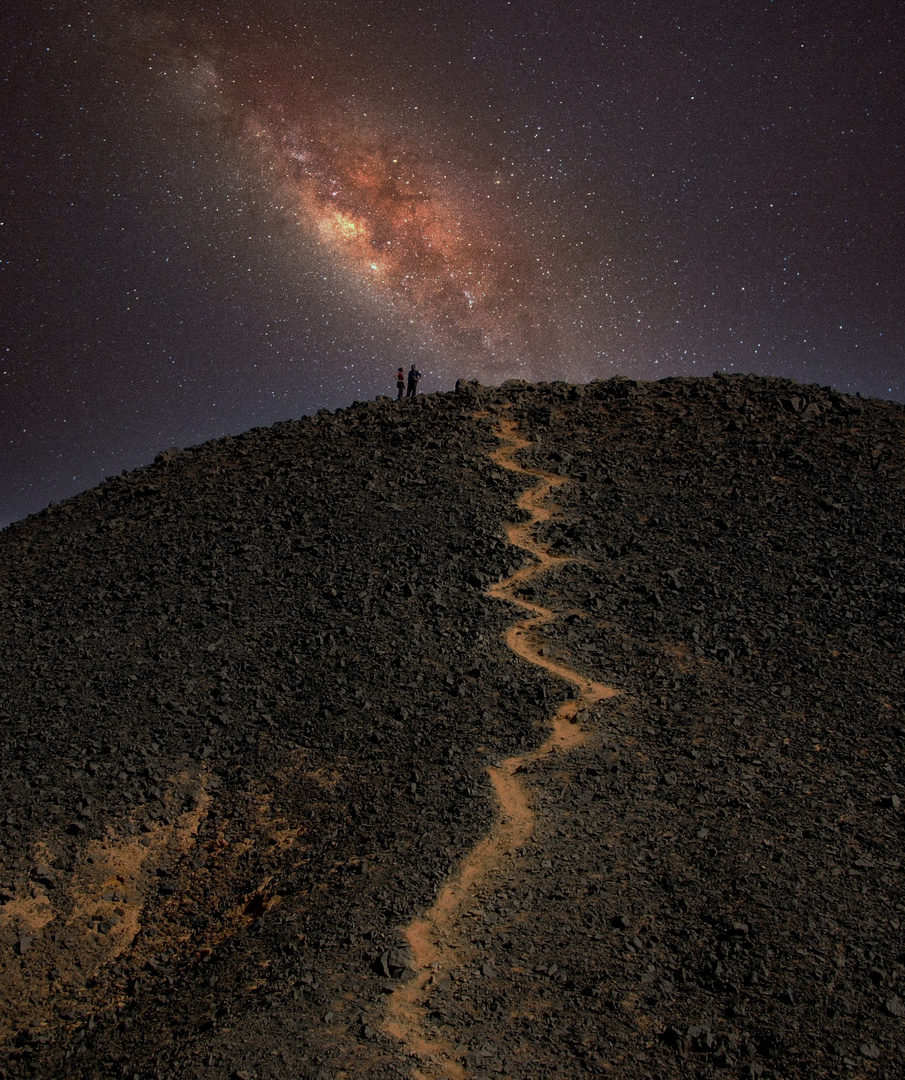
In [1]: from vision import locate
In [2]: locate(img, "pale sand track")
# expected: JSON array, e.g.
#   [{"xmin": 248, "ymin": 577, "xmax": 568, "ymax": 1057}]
[{"xmin": 383, "ymin": 416, "xmax": 617, "ymax": 1079}]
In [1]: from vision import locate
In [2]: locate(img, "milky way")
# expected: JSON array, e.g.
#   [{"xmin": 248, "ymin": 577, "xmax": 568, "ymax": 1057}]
[
  {"xmin": 145, "ymin": 6, "xmax": 590, "ymax": 388},
  {"xmin": 2, "ymin": 0, "xmax": 903, "ymax": 527},
  {"xmin": 231, "ymin": 95, "xmax": 566, "ymax": 372}
]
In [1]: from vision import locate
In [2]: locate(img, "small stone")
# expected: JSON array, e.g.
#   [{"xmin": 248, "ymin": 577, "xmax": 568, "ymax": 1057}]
[
  {"xmin": 379, "ymin": 946, "xmax": 414, "ymax": 979},
  {"xmin": 860, "ymin": 1042, "xmax": 881, "ymax": 1059},
  {"xmin": 33, "ymin": 863, "xmax": 56, "ymax": 887},
  {"xmin": 885, "ymin": 996, "xmax": 905, "ymax": 1017}
]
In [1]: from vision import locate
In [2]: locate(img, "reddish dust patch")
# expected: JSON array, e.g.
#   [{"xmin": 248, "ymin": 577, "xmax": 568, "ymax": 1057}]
[
  {"xmin": 0, "ymin": 769, "xmax": 210, "ymax": 1046},
  {"xmin": 141, "ymin": 752, "xmax": 311, "ymax": 960},
  {"xmin": 384, "ymin": 416, "xmax": 618, "ymax": 1078},
  {"xmin": 0, "ymin": 750, "xmax": 313, "ymax": 1048}
]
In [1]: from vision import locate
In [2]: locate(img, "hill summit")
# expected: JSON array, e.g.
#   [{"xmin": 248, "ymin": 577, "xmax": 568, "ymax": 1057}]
[{"xmin": 1, "ymin": 375, "xmax": 904, "ymax": 1079}]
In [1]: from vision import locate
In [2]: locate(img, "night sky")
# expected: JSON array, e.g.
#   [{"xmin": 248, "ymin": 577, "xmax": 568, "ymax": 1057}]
[{"xmin": 3, "ymin": 1, "xmax": 903, "ymax": 528}]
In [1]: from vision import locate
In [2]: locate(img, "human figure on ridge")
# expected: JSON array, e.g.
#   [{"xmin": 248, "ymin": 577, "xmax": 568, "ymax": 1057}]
[
  {"xmin": 406, "ymin": 364, "xmax": 421, "ymax": 397},
  {"xmin": 396, "ymin": 367, "xmax": 405, "ymax": 401}
]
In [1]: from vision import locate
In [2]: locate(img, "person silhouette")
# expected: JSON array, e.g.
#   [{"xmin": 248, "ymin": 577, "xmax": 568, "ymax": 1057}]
[
  {"xmin": 406, "ymin": 365, "xmax": 421, "ymax": 397},
  {"xmin": 396, "ymin": 367, "xmax": 405, "ymax": 400}
]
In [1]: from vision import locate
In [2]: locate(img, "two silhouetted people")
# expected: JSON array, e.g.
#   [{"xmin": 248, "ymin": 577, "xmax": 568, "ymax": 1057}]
[{"xmin": 392, "ymin": 364, "xmax": 421, "ymax": 399}]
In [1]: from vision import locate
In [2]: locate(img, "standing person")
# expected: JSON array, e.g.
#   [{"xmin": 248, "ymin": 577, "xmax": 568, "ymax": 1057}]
[
  {"xmin": 406, "ymin": 364, "xmax": 421, "ymax": 397},
  {"xmin": 396, "ymin": 367, "xmax": 405, "ymax": 401}
]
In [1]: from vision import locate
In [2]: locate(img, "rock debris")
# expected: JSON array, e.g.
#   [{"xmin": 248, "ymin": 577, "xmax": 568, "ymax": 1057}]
[{"xmin": 0, "ymin": 374, "xmax": 903, "ymax": 1079}]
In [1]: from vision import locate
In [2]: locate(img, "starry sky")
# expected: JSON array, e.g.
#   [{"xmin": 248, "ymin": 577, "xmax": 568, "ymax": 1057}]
[{"xmin": 3, "ymin": 0, "xmax": 903, "ymax": 528}]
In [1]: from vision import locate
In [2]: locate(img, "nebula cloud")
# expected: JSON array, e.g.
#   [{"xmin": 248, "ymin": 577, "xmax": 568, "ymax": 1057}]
[{"xmin": 158, "ymin": 23, "xmax": 568, "ymax": 378}]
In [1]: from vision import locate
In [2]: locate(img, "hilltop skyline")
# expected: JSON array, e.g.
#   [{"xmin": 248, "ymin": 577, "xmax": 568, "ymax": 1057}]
[{"xmin": 3, "ymin": 0, "xmax": 903, "ymax": 526}]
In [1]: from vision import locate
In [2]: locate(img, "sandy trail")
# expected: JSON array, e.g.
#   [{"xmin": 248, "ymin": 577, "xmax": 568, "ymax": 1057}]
[{"xmin": 383, "ymin": 416, "xmax": 617, "ymax": 1079}]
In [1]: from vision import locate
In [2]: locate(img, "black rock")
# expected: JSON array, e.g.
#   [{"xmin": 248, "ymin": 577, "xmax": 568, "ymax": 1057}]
[{"xmin": 1, "ymin": 376, "xmax": 904, "ymax": 1080}]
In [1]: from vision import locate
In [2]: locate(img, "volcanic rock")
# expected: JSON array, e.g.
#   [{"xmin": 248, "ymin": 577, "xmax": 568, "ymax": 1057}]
[{"xmin": 0, "ymin": 375, "xmax": 903, "ymax": 1079}]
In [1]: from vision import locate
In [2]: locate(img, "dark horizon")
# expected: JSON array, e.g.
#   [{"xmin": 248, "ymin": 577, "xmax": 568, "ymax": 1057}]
[
  {"xmin": 3, "ymin": 369, "xmax": 895, "ymax": 535},
  {"xmin": 4, "ymin": 1, "xmax": 903, "ymax": 528}
]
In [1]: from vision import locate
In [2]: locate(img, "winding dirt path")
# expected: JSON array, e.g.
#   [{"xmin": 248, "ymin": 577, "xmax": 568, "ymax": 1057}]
[{"xmin": 383, "ymin": 416, "xmax": 617, "ymax": 1079}]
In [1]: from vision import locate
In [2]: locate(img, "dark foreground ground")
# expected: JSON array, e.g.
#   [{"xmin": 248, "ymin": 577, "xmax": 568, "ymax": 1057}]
[{"xmin": 1, "ymin": 374, "xmax": 903, "ymax": 1079}]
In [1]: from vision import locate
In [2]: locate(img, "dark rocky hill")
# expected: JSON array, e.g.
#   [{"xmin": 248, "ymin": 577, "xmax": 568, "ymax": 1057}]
[{"xmin": 1, "ymin": 375, "xmax": 903, "ymax": 1080}]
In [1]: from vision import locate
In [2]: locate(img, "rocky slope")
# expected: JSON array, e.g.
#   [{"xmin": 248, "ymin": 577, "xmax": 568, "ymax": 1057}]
[{"xmin": 1, "ymin": 375, "xmax": 903, "ymax": 1080}]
